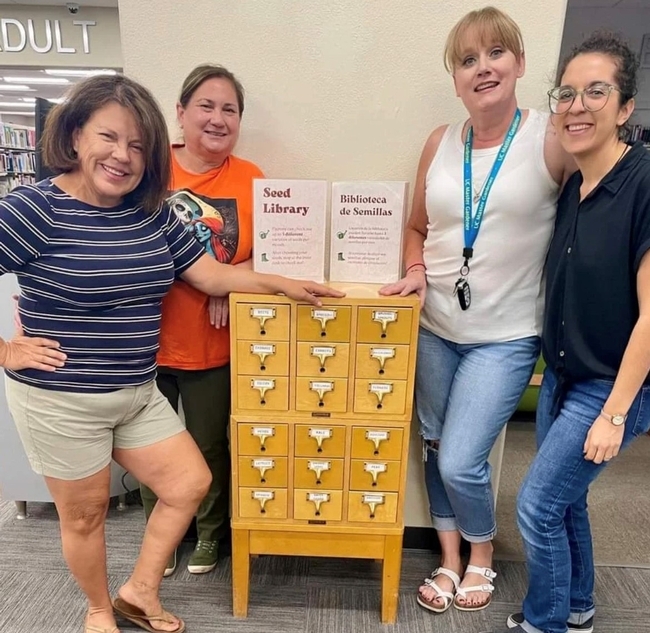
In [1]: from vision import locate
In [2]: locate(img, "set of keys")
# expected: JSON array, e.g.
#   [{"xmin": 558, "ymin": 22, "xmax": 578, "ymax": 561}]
[
  {"xmin": 453, "ymin": 276, "xmax": 471, "ymax": 311},
  {"xmin": 452, "ymin": 250, "xmax": 472, "ymax": 311}
]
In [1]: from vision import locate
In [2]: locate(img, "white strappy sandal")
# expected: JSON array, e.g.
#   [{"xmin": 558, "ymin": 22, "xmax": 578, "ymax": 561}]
[
  {"xmin": 416, "ymin": 566, "xmax": 461, "ymax": 613},
  {"xmin": 453, "ymin": 564, "xmax": 497, "ymax": 611}
]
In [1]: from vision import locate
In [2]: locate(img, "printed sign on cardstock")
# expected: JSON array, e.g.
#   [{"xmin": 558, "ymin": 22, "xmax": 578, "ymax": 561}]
[
  {"xmin": 254, "ymin": 179, "xmax": 327, "ymax": 282},
  {"xmin": 329, "ymin": 181, "xmax": 408, "ymax": 284}
]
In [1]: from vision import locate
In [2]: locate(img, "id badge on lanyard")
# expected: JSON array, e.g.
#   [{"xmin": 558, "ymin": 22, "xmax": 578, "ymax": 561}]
[{"xmin": 455, "ymin": 108, "xmax": 521, "ymax": 311}]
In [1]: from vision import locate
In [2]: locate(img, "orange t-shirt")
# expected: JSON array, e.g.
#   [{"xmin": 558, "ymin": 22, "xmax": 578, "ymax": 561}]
[{"xmin": 157, "ymin": 148, "xmax": 264, "ymax": 370}]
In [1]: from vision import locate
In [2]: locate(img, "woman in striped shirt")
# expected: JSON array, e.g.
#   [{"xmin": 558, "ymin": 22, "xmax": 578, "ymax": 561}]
[{"xmin": 0, "ymin": 74, "xmax": 341, "ymax": 633}]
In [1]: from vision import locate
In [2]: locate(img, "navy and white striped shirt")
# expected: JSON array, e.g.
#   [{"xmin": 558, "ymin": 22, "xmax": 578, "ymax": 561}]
[{"xmin": 0, "ymin": 179, "xmax": 205, "ymax": 392}]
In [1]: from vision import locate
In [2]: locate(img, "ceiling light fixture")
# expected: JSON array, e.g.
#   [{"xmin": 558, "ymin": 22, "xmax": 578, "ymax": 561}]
[
  {"xmin": 0, "ymin": 85, "xmax": 33, "ymax": 92},
  {"xmin": 3, "ymin": 76, "xmax": 70, "ymax": 85},
  {"xmin": 0, "ymin": 101, "xmax": 35, "ymax": 108},
  {"xmin": 44, "ymin": 68, "xmax": 117, "ymax": 77}
]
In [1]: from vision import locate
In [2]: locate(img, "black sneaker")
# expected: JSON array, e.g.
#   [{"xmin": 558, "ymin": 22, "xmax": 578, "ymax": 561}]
[{"xmin": 507, "ymin": 612, "xmax": 594, "ymax": 633}]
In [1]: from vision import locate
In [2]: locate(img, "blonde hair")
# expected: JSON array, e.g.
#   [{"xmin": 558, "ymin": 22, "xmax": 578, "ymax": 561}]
[{"xmin": 444, "ymin": 6, "xmax": 524, "ymax": 73}]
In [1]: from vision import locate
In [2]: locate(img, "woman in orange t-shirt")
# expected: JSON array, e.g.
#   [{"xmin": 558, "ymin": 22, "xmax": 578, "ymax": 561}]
[{"xmin": 140, "ymin": 64, "xmax": 263, "ymax": 576}]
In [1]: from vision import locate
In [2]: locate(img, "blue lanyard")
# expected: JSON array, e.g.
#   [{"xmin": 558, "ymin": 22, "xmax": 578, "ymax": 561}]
[{"xmin": 462, "ymin": 108, "xmax": 521, "ymax": 266}]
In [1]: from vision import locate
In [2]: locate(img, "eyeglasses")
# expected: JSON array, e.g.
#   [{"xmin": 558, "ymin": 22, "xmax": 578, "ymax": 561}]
[{"xmin": 547, "ymin": 82, "xmax": 621, "ymax": 114}]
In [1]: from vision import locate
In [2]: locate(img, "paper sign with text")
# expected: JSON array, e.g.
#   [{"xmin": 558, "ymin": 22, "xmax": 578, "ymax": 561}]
[
  {"xmin": 329, "ymin": 181, "xmax": 408, "ymax": 284},
  {"xmin": 253, "ymin": 179, "xmax": 327, "ymax": 282}
]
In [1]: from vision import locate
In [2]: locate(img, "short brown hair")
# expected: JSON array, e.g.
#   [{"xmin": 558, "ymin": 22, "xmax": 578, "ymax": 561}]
[
  {"xmin": 444, "ymin": 6, "xmax": 524, "ymax": 73},
  {"xmin": 179, "ymin": 64, "xmax": 245, "ymax": 115},
  {"xmin": 41, "ymin": 74, "xmax": 171, "ymax": 213}
]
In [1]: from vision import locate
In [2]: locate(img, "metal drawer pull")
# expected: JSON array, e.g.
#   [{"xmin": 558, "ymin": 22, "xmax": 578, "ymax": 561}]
[
  {"xmin": 364, "ymin": 462, "xmax": 387, "ymax": 486},
  {"xmin": 307, "ymin": 492, "xmax": 330, "ymax": 516},
  {"xmin": 365, "ymin": 429, "xmax": 390, "ymax": 454},
  {"xmin": 372, "ymin": 310, "xmax": 398, "ymax": 338},
  {"xmin": 310, "ymin": 345, "xmax": 335, "ymax": 372},
  {"xmin": 251, "ymin": 426, "xmax": 275, "ymax": 451},
  {"xmin": 251, "ymin": 379, "xmax": 275, "ymax": 405},
  {"xmin": 250, "ymin": 343, "xmax": 275, "ymax": 371},
  {"xmin": 310, "ymin": 381, "xmax": 334, "ymax": 407},
  {"xmin": 252, "ymin": 459, "xmax": 275, "ymax": 483},
  {"xmin": 369, "ymin": 383, "xmax": 393, "ymax": 409},
  {"xmin": 362, "ymin": 493, "xmax": 385, "ymax": 519},
  {"xmin": 308, "ymin": 427, "xmax": 332, "ymax": 452},
  {"xmin": 308, "ymin": 460, "xmax": 331, "ymax": 484},
  {"xmin": 370, "ymin": 347, "xmax": 395, "ymax": 374},
  {"xmin": 252, "ymin": 490, "xmax": 274, "ymax": 514},
  {"xmin": 311, "ymin": 308, "xmax": 337, "ymax": 336},
  {"xmin": 250, "ymin": 306, "xmax": 276, "ymax": 335}
]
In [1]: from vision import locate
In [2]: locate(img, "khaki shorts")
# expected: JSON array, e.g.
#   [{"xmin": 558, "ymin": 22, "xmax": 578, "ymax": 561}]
[{"xmin": 6, "ymin": 378, "xmax": 185, "ymax": 481}]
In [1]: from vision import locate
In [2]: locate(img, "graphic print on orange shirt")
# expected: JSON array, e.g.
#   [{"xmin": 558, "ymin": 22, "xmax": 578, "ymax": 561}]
[{"xmin": 168, "ymin": 189, "xmax": 239, "ymax": 264}]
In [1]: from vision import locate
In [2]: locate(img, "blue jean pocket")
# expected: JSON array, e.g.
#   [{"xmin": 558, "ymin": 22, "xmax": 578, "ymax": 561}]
[{"xmin": 631, "ymin": 385, "xmax": 650, "ymax": 437}]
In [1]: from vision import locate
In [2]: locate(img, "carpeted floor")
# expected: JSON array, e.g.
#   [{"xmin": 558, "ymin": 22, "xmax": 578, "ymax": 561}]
[
  {"xmin": 2, "ymin": 422, "xmax": 650, "ymax": 632},
  {"xmin": 2, "ymin": 501, "xmax": 650, "ymax": 633},
  {"xmin": 494, "ymin": 421, "xmax": 650, "ymax": 566}
]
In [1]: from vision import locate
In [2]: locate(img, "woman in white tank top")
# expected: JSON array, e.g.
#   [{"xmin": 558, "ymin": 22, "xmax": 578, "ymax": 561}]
[{"xmin": 380, "ymin": 7, "xmax": 573, "ymax": 616}]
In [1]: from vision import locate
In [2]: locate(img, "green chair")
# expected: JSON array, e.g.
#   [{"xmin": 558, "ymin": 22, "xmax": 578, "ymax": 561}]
[{"xmin": 516, "ymin": 356, "xmax": 546, "ymax": 413}]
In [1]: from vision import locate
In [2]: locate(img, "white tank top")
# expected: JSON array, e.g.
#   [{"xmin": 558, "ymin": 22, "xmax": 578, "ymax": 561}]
[{"xmin": 420, "ymin": 109, "xmax": 558, "ymax": 344}]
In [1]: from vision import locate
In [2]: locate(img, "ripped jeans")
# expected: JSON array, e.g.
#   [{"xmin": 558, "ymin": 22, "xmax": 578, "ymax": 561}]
[{"xmin": 416, "ymin": 327, "xmax": 540, "ymax": 541}]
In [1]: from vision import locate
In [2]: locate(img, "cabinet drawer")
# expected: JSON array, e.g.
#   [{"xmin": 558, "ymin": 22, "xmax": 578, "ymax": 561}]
[
  {"xmin": 351, "ymin": 427, "xmax": 403, "ymax": 460},
  {"xmin": 237, "ymin": 376, "xmax": 289, "ymax": 412},
  {"xmin": 295, "ymin": 424, "xmax": 346, "ymax": 458},
  {"xmin": 353, "ymin": 379, "xmax": 407, "ymax": 415},
  {"xmin": 238, "ymin": 488, "xmax": 288, "ymax": 519},
  {"xmin": 348, "ymin": 491, "xmax": 398, "ymax": 523},
  {"xmin": 297, "ymin": 305, "xmax": 351, "ymax": 342},
  {"xmin": 349, "ymin": 459, "xmax": 401, "ymax": 492},
  {"xmin": 355, "ymin": 344, "xmax": 409, "ymax": 380},
  {"xmin": 357, "ymin": 307, "xmax": 413, "ymax": 344},
  {"xmin": 294, "ymin": 457, "xmax": 344, "ymax": 489},
  {"xmin": 237, "ymin": 423, "xmax": 288, "ymax": 456},
  {"xmin": 294, "ymin": 489, "xmax": 343, "ymax": 521},
  {"xmin": 296, "ymin": 342, "xmax": 350, "ymax": 378},
  {"xmin": 237, "ymin": 456, "xmax": 288, "ymax": 488},
  {"xmin": 236, "ymin": 341, "xmax": 290, "ymax": 376},
  {"xmin": 296, "ymin": 377, "xmax": 348, "ymax": 413},
  {"xmin": 236, "ymin": 304, "xmax": 290, "ymax": 340}
]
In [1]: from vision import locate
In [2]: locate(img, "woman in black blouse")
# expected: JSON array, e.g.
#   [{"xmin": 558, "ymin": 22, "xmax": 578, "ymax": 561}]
[{"xmin": 485, "ymin": 32, "xmax": 650, "ymax": 633}]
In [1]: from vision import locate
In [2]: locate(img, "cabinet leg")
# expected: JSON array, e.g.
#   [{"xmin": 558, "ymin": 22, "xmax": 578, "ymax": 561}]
[
  {"xmin": 380, "ymin": 534, "xmax": 402, "ymax": 624},
  {"xmin": 15, "ymin": 501, "xmax": 27, "ymax": 520},
  {"xmin": 232, "ymin": 528, "xmax": 250, "ymax": 618},
  {"xmin": 116, "ymin": 494, "xmax": 127, "ymax": 512}
]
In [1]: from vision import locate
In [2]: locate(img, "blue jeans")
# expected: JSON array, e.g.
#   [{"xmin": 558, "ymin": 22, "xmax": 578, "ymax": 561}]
[
  {"xmin": 416, "ymin": 327, "xmax": 540, "ymax": 542},
  {"xmin": 517, "ymin": 367, "xmax": 650, "ymax": 633}
]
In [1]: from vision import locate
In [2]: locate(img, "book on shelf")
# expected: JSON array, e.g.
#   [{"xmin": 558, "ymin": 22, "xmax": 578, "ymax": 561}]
[
  {"xmin": 630, "ymin": 124, "xmax": 650, "ymax": 145},
  {"xmin": 0, "ymin": 123, "xmax": 36, "ymax": 197},
  {"xmin": 0, "ymin": 123, "xmax": 35, "ymax": 150}
]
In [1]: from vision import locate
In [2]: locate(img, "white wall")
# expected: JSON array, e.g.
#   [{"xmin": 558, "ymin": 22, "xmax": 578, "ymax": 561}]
[
  {"xmin": 0, "ymin": 114, "xmax": 35, "ymax": 127},
  {"xmin": 560, "ymin": 7, "xmax": 650, "ymax": 120},
  {"xmin": 119, "ymin": 0, "xmax": 568, "ymax": 182},
  {"xmin": 118, "ymin": 0, "xmax": 569, "ymax": 528}
]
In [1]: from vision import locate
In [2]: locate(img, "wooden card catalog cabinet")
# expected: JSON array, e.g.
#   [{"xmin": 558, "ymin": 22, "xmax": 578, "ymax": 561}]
[{"xmin": 229, "ymin": 284, "xmax": 419, "ymax": 624}]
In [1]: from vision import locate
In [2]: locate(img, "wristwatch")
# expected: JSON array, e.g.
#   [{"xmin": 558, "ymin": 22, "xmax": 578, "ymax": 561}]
[{"xmin": 600, "ymin": 409, "xmax": 627, "ymax": 426}]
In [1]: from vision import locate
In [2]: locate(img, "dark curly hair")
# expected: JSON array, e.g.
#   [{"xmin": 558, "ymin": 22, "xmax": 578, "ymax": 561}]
[{"xmin": 556, "ymin": 31, "xmax": 638, "ymax": 138}]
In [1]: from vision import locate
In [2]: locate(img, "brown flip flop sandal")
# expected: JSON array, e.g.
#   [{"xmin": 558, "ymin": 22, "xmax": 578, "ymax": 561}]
[
  {"xmin": 85, "ymin": 624, "xmax": 118, "ymax": 633},
  {"xmin": 112, "ymin": 597, "xmax": 186, "ymax": 633}
]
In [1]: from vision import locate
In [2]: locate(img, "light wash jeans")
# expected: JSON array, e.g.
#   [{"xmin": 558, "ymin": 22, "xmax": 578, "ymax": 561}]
[
  {"xmin": 516, "ymin": 367, "xmax": 650, "ymax": 633},
  {"xmin": 416, "ymin": 327, "xmax": 540, "ymax": 542}
]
